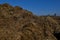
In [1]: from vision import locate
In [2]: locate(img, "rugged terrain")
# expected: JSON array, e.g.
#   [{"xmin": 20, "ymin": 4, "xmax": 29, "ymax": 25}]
[{"xmin": 0, "ymin": 3, "xmax": 60, "ymax": 40}]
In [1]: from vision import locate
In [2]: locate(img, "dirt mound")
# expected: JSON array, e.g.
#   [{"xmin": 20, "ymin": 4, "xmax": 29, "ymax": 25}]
[{"xmin": 0, "ymin": 3, "xmax": 60, "ymax": 40}]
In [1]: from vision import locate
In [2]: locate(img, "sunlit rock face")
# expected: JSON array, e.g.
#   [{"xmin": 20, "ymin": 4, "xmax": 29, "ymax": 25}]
[{"xmin": 0, "ymin": 3, "xmax": 60, "ymax": 40}]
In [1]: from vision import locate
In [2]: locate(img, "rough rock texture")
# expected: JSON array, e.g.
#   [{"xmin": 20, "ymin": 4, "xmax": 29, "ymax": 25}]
[{"xmin": 0, "ymin": 3, "xmax": 60, "ymax": 40}]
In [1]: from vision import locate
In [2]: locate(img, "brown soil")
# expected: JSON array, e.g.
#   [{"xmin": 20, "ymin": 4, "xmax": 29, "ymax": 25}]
[{"xmin": 0, "ymin": 3, "xmax": 60, "ymax": 40}]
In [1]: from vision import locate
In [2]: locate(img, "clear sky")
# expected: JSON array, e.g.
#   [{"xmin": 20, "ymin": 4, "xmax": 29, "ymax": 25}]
[{"xmin": 0, "ymin": 0, "xmax": 60, "ymax": 16}]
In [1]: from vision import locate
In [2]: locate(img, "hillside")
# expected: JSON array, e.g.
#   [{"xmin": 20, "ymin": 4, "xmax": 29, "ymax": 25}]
[{"xmin": 0, "ymin": 3, "xmax": 60, "ymax": 40}]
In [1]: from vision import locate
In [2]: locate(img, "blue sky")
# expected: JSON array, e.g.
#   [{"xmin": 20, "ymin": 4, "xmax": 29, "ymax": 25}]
[{"xmin": 0, "ymin": 0, "xmax": 60, "ymax": 16}]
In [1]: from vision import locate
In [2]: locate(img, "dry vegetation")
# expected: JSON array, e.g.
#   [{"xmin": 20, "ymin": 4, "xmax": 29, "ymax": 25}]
[{"xmin": 0, "ymin": 3, "xmax": 60, "ymax": 40}]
